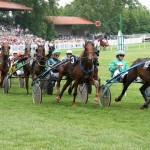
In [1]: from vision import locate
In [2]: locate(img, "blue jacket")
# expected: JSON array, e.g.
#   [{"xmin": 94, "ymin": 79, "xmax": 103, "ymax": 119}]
[{"xmin": 46, "ymin": 58, "xmax": 61, "ymax": 73}]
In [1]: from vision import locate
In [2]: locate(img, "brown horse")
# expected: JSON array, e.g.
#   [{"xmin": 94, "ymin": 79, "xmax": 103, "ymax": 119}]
[
  {"xmin": 55, "ymin": 41, "xmax": 100, "ymax": 106},
  {"xmin": 98, "ymin": 38, "xmax": 109, "ymax": 51},
  {"xmin": 23, "ymin": 45, "xmax": 46, "ymax": 95},
  {"xmin": 0, "ymin": 42, "xmax": 10, "ymax": 87},
  {"xmin": 115, "ymin": 58, "xmax": 150, "ymax": 109}
]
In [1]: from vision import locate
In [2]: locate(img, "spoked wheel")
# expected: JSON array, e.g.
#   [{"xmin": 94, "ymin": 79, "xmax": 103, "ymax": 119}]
[
  {"xmin": 46, "ymin": 79, "xmax": 54, "ymax": 95},
  {"xmin": 77, "ymin": 83, "xmax": 88, "ymax": 104},
  {"xmin": 3, "ymin": 77, "xmax": 9, "ymax": 94},
  {"xmin": 32, "ymin": 82, "xmax": 42, "ymax": 104},
  {"xmin": 8, "ymin": 78, "xmax": 11, "ymax": 88},
  {"xmin": 145, "ymin": 86, "xmax": 150, "ymax": 99},
  {"xmin": 7, "ymin": 73, "xmax": 11, "ymax": 88},
  {"xmin": 19, "ymin": 77, "xmax": 24, "ymax": 88},
  {"xmin": 99, "ymin": 85, "xmax": 111, "ymax": 106}
]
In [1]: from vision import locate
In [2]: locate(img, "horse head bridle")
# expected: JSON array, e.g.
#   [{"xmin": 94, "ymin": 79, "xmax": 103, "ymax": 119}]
[{"xmin": 35, "ymin": 55, "xmax": 46, "ymax": 67}]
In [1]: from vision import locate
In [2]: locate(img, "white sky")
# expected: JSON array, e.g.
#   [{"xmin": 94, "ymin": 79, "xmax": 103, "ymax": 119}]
[
  {"xmin": 138, "ymin": 0, "xmax": 150, "ymax": 10},
  {"xmin": 58, "ymin": 0, "xmax": 73, "ymax": 7},
  {"xmin": 58, "ymin": 0, "xmax": 150, "ymax": 10}
]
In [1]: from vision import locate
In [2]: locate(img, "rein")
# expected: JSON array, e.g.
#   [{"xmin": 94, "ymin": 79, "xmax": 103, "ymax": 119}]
[
  {"xmin": 80, "ymin": 60, "xmax": 94, "ymax": 75},
  {"xmin": 35, "ymin": 57, "xmax": 46, "ymax": 67},
  {"xmin": 37, "ymin": 61, "xmax": 46, "ymax": 67}
]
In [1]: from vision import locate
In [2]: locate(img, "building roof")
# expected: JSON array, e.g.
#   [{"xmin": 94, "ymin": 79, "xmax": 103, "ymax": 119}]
[
  {"xmin": 0, "ymin": 1, "xmax": 33, "ymax": 11},
  {"xmin": 45, "ymin": 16, "xmax": 94, "ymax": 25}
]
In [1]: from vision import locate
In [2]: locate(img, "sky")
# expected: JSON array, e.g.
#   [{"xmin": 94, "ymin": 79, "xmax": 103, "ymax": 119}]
[
  {"xmin": 138, "ymin": 0, "xmax": 150, "ymax": 10},
  {"xmin": 58, "ymin": 0, "xmax": 73, "ymax": 7},
  {"xmin": 58, "ymin": 0, "xmax": 150, "ymax": 10}
]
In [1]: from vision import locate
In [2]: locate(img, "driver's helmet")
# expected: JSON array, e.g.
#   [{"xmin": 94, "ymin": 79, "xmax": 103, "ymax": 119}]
[
  {"xmin": 116, "ymin": 50, "xmax": 125, "ymax": 56},
  {"xmin": 52, "ymin": 49, "xmax": 61, "ymax": 55},
  {"xmin": 13, "ymin": 51, "xmax": 18, "ymax": 54},
  {"xmin": 66, "ymin": 50, "xmax": 72, "ymax": 55}
]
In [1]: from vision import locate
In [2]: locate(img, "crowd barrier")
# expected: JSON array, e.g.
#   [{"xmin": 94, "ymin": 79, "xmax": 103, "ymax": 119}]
[
  {"xmin": 54, "ymin": 38, "xmax": 143, "ymax": 49},
  {"xmin": 8, "ymin": 37, "xmax": 143, "ymax": 53}
]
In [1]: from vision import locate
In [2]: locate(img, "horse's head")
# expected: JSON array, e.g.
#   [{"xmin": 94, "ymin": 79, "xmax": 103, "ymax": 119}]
[
  {"xmin": 99, "ymin": 37, "xmax": 109, "ymax": 47},
  {"xmin": 83, "ymin": 41, "xmax": 95, "ymax": 61},
  {"xmin": 36, "ymin": 53, "xmax": 46, "ymax": 68},
  {"xmin": 36, "ymin": 45, "xmax": 45, "ymax": 57},
  {"xmin": 1, "ymin": 42, "xmax": 10, "ymax": 56},
  {"xmin": 25, "ymin": 44, "xmax": 31, "ymax": 56}
]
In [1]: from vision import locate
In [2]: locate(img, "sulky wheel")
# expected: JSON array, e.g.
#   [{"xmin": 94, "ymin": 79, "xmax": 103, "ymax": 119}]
[{"xmin": 99, "ymin": 85, "xmax": 111, "ymax": 106}]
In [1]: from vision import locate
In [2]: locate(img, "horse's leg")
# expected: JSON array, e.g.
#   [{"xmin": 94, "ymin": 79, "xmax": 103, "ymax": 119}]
[
  {"xmin": 115, "ymin": 82, "xmax": 130, "ymax": 102},
  {"xmin": 60, "ymin": 80, "xmax": 72, "ymax": 97},
  {"xmin": 139, "ymin": 84, "xmax": 150, "ymax": 109},
  {"xmin": 0, "ymin": 70, "xmax": 2, "ymax": 87},
  {"xmin": 91, "ymin": 79, "xmax": 100, "ymax": 104},
  {"xmin": 68, "ymin": 82, "xmax": 74, "ymax": 95},
  {"xmin": 115, "ymin": 73, "xmax": 136, "ymax": 102},
  {"xmin": 72, "ymin": 80, "xmax": 78, "ymax": 107},
  {"xmin": 115, "ymin": 71, "xmax": 137, "ymax": 102},
  {"xmin": 100, "ymin": 46, "xmax": 102, "ymax": 51},
  {"xmin": 141, "ymin": 99, "xmax": 150, "ymax": 109},
  {"xmin": 88, "ymin": 75, "xmax": 100, "ymax": 104},
  {"xmin": 24, "ymin": 73, "xmax": 30, "ymax": 95},
  {"xmin": 104, "ymin": 46, "xmax": 106, "ymax": 51},
  {"xmin": 55, "ymin": 74, "xmax": 63, "ymax": 100},
  {"xmin": 56, "ymin": 79, "xmax": 72, "ymax": 102}
]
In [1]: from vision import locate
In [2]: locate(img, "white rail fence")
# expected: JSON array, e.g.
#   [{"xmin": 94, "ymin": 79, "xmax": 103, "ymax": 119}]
[
  {"xmin": 54, "ymin": 37, "xmax": 143, "ymax": 50},
  {"xmin": 8, "ymin": 37, "xmax": 144, "ymax": 54}
]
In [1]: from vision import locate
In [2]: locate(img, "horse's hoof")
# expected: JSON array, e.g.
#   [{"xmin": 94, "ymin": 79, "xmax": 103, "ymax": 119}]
[
  {"xmin": 72, "ymin": 103, "xmax": 76, "ymax": 108},
  {"xmin": 93, "ymin": 99, "xmax": 99, "ymax": 105},
  {"xmin": 55, "ymin": 95, "xmax": 60, "ymax": 102},
  {"xmin": 140, "ymin": 105, "xmax": 148, "ymax": 109},
  {"xmin": 115, "ymin": 97, "xmax": 121, "ymax": 102}
]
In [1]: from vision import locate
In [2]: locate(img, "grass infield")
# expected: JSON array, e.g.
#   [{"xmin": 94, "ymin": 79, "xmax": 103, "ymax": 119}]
[{"xmin": 0, "ymin": 42, "xmax": 150, "ymax": 150}]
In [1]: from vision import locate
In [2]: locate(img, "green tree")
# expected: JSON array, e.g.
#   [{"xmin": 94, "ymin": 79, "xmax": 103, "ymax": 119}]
[
  {"xmin": 11, "ymin": 0, "xmax": 58, "ymax": 40},
  {"xmin": 62, "ymin": 0, "xmax": 150, "ymax": 35}
]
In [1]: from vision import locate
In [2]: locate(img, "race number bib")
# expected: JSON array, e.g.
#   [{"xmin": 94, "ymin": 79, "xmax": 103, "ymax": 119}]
[
  {"xmin": 143, "ymin": 61, "xmax": 150, "ymax": 69},
  {"xmin": 70, "ymin": 55, "xmax": 77, "ymax": 65}
]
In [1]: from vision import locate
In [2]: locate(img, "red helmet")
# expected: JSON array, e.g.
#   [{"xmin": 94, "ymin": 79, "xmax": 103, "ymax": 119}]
[{"xmin": 17, "ymin": 52, "xmax": 24, "ymax": 57}]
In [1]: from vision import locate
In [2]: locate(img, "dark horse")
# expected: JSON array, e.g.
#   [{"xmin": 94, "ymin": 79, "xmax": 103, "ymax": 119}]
[
  {"xmin": 98, "ymin": 37, "xmax": 109, "ymax": 51},
  {"xmin": 115, "ymin": 58, "xmax": 150, "ymax": 109},
  {"xmin": 23, "ymin": 45, "xmax": 46, "ymax": 95},
  {"xmin": 55, "ymin": 41, "xmax": 100, "ymax": 106},
  {"xmin": 0, "ymin": 42, "xmax": 10, "ymax": 87}
]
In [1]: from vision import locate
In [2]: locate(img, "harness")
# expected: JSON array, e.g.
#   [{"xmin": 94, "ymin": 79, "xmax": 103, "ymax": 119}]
[
  {"xmin": 35, "ymin": 57, "xmax": 46, "ymax": 67},
  {"xmin": 37, "ymin": 61, "xmax": 45, "ymax": 67},
  {"xmin": 80, "ymin": 60, "xmax": 94, "ymax": 83}
]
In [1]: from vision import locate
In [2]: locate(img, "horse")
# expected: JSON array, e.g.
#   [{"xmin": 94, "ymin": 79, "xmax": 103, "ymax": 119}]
[
  {"xmin": 115, "ymin": 58, "xmax": 150, "ymax": 109},
  {"xmin": 47, "ymin": 44, "xmax": 55, "ymax": 58},
  {"xmin": 98, "ymin": 37, "xmax": 109, "ymax": 51},
  {"xmin": 55, "ymin": 41, "xmax": 100, "ymax": 106},
  {"xmin": 0, "ymin": 42, "xmax": 10, "ymax": 87},
  {"xmin": 23, "ymin": 45, "xmax": 46, "ymax": 95}
]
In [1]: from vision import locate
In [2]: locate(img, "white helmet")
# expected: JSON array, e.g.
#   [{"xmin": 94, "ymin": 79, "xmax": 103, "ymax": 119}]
[
  {"xmin": 13, "ymin": 51, "xmax": 18, "ymax": 54},
  {"xmin": 66, "ymin": 50, "xmax": 72, "ymax": 54}
]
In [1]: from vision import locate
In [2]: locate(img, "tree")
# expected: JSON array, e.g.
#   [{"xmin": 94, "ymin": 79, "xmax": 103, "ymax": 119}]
[
  {"xmin": 11, "ymin": 0, "xmax": 58, "ymax": 40},
  {"xmin": 61, "ymin": 0, "xmax": 150, "ymax": 35}
]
